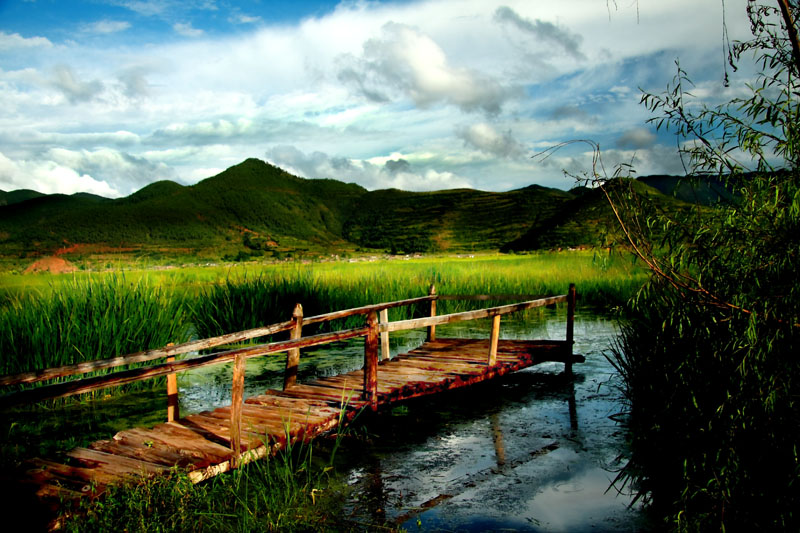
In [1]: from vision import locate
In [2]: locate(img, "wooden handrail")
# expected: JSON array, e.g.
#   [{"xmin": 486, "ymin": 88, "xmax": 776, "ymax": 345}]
[
  {"xmin": 0, "ymin": 295, "xmax": 436, "ymax": 387},
  {"xmin": 0, "ymin": 326, "xmax": 369, "ymax": 408},
  {"xmin": 0, "ymin": 291, "xmax": 574, "ymax": 408},
  {"xmin": 0, "ymin": 319, "xmax": 294, "ymax": 387},
  {"xmin": 380, "ymin": 294, "xmax": 568, "ymax": 333}
]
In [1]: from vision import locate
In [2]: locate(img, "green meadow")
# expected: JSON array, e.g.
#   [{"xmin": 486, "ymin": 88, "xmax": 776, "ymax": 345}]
[{"xmin": 0, "ymin": 250, "xmax": 644, "ymax": 377}]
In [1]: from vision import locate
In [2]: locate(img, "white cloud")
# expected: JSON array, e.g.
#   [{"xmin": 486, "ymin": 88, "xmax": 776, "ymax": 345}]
[
  {"xmin": 265, "ymin": 145, "xmax": 472, "ymax": 191},
  {"xmin": 457, "ymin": 123, "xmax": 527, "ymax": 159},
  {"xmin": 494, "ymin": 5, "xmax": 585, "ymax": 60},
  {"xmin": 0, "ymin": 151, "xmax": 122, "ymax": 197},
  {"xmin": 50, "ymin": 65, "xmax": 104, "ymax": 103},
  {"xmin": 173, "ymin": 22, "xmax": 204, "ymax": 37},
  {"xmin": 0, "ymin": 31, "xmax": 53, "ymax": 51},
  {"xmin": 82, "ymin": 20, "xmax": 132, "ymax": 35},
  {"xmin": 337, "ymin": 22, "xmax": 519, "ymax": 114},
  {"xmin": 616, "ymin": 128, "xmax": 657, "ymax": 150}
]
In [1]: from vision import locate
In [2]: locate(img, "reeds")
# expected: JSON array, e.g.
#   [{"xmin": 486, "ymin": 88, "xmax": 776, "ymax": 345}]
[
  {"xmin": 191, "ymin": 251, "xmax": 645, "ymax": 338},
  {"xmin": 0, "ymin": 274, "xmax": 189, "ymax": 381}
]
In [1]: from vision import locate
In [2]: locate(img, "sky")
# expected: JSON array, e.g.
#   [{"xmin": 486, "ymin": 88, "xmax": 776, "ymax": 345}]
[{"xmin": 0, "ymin": 0, "xmax": 755, "ymax": 198}]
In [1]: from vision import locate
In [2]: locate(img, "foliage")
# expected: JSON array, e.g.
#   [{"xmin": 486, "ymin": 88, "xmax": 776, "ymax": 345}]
[
  {"xmin": 602, "ymin": 2, "xmax": 800, "ymax": 530},
  {"xmin": 0, "ymin": 275, "xmax": 190, "ymax": 379}
]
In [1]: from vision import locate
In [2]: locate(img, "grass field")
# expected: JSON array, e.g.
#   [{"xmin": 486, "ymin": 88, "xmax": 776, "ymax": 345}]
[{"xmin": 0, "ymin": 251, "xmax": 645, "ymax": 376}]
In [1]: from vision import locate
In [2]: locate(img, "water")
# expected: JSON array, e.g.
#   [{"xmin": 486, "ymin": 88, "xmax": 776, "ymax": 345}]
[{"xmin": 3, "ymin": 308, "xmax": 646, "ymax": 530}]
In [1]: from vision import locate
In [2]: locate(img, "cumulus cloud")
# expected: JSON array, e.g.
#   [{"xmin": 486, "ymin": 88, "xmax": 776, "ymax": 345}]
[
  {"xmin": 0, "ymin": 151, "xmax": 122, "ymax": 197},
  {"xmin": 616, "ymin": 127, "xmax": 657, "ymax": 149},
  {"xmin": 494, "ymin": 6, "xmax": 585, "ymax": 60},
  {"xmin": 265, "ymin": 145, "xmax": 472, "ymax": 191},
  {"xmin": 337, "ymin": 22, "xmax": 517, "ymax": 114},
  {"xmin": 456, "ymin": 123, "xmax": 527, "ymax": 159},
  {"xmin": 50, "ymin": 65, "xmax": 104, "ymax": 103},
  {"xmin": 82, "ymin": 20, "xmax": 132, "ymax": 34},
  {"xmin": 44, "ymin": 148, "xmax": 176, "ymax": 192}
]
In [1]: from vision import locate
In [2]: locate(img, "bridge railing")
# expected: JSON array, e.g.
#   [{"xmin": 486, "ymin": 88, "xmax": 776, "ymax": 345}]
[{"xmin": 0, "ymin": 284, "xmax": 576, "ymax": 461}]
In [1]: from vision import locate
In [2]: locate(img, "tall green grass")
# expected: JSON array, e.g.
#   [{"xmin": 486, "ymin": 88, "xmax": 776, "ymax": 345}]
[
  {"xmin": 191, "ymin": 251, "xmax": 645, "ymax": 338},
  {"xmin": 0, "ymin": 275, "xmax": 190, "ymax": 381}
]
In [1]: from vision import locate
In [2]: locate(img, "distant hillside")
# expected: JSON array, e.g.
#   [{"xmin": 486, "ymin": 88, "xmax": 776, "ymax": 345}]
[
  {"xmin": 344, "ymin": 185, "xmax": 572, "ymax": 252},
  {"xmin": 0, "ymin": 189, "xmax": 45, "ymax": 206},
  {"xmin": 0, "ymin": 159, "xmax": 366, "ymax": 259},
  {"xmin": 0, "ymin": 158, "xmax": 704, "ymax": 264},
  {"xmin": 637, "ymin": 175, "xmax": 733, "ymax": 205},
  {"xmin": 502, "ymin": 179, "xmax": 693, "ymax": 251}
]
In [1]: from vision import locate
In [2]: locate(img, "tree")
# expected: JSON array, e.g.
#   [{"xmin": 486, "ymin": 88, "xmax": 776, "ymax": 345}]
[{"xmin": 594, "ymin": 1, "xmax": 800, "ymax": 530}]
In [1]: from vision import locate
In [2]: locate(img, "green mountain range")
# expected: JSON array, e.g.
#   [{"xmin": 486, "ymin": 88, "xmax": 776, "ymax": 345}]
[{"xmin": 0, "ymin": 158, "xmax": 698, "ymax": 265}]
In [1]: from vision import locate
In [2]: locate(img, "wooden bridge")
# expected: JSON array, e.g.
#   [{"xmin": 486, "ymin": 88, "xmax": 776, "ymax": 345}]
[{"xmin": 0, "ymin": 284, "xmax": 581, "ymax": 521}]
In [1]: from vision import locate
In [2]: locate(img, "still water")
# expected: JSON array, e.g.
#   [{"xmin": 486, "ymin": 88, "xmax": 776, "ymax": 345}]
[
  {"xmin": 5, "ymin": 308, "xmax": 646, "ymax": 531},
  {"xmin": 172, "ymin": 307, "xmax": 646, "ymax": 531}
]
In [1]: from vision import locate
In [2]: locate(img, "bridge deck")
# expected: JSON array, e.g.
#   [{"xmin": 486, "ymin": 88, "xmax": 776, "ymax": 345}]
[{"xmin": 19, "ymin": 337, "xmax": 583, "ymax": 510}]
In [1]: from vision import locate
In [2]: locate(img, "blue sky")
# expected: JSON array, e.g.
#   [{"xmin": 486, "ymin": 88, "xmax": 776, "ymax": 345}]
[{"xmin": 0, "ymin": 0, "xmax": 753, "ymax": 197}]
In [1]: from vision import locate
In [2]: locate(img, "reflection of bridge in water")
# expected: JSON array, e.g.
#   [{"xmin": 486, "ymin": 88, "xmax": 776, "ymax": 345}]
[{"xmin": 0, "ymin": 285, "xmax": 581, "ymax": 526}]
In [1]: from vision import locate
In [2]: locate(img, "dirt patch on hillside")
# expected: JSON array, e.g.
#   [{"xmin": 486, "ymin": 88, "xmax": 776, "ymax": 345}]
[{"xmin": 24, "ymin": 256, "xmax": 77, "ymax": 274}]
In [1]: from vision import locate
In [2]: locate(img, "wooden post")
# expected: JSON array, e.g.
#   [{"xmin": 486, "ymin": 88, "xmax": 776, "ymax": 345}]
[
  {"xmin": 488, "ymin": 314, "xmax": 501, "ymax": 366},
  {"xmin": 427, "ymin": 284, "xmax": 437, "ymax": 342},
  {"xmin": 379, "ymin": 308, "xmax": 390, "ymax": 360},
  {"xmin": 283, "ymin": 303, "xmax": 303, "ymax": 390},
  {"xmin": 230, "ymin": 352, "xmax": 246, "ymax": 466},
  {"xmin": 363, "ymin": 310, "xmax": 379, "ymax": 411},
  {"xmin": 565, "ymin": 283, "xmax": 576, "ymax": 376},
  {"xmin": 165, "ymin": 343, "xmax": 179, "ymax": 422}
]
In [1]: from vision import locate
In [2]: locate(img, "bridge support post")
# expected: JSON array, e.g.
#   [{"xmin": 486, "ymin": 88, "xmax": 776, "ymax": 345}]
[
  {"xmin": 565, "ymin": 283, "xmax": 576, "ymax": 376},
  {"xmin": 165, "ymin": 343, "xmax": 179, "ymax": 422},
  {"xmin": 283, "ymin": 304, "xmax": 304, "ymax": 390},
  {"xmin": 230, "ymin": 352, "xmax": 246, "ymax": 466},
  {"xmin": 364, "ymin": 310, "xmax": 379, "ymax": 411},
  {"xmin": 488, "ymin": 314, "xmax": 501, "ymax": 366},
  {"xmin": 379, "ymin": 308, "xmax": 390, "ymax": 360},
  {"xmin": 427, "ymin": 284, "xmax": 437, "ymax": 342}
]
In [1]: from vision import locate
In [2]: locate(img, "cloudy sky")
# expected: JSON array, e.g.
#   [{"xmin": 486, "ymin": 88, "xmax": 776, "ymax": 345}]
[{"xmin": 0, "ymin": 0, "xmax": 753, "ymax": 197}]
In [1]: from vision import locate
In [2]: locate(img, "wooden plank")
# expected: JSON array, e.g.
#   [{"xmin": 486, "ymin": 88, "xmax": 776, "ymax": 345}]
[
  {"xmin": 89, "ymin": 439, "xmax": 197, "ymax": 468},
  {"xmin": 123, "ymin": 424, "xmax": 234, "ymax": 462},
  {"xmin": 66, "ymin": 447, "xmax": 169, "ymax": 477},
  {"xmin": 182, "ymin": 414, "xmax": 266, "ymax": 449}
]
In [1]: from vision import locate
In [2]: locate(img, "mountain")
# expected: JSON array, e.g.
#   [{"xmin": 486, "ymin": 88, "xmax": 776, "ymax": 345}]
[
  {"xmin": 0, "ymin": 158, "xmax": 700, "ymax": 264},
  {"xmin": 637, "ymin": 175, "xmax": 734, "ymax": 205},
  {"xmin": 0, "ymin": 189, "xmax": 46, "ymax": 206},
  {"xmin": 502, "ymin": 179, "xmax": 692, "ymax": 251}
]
